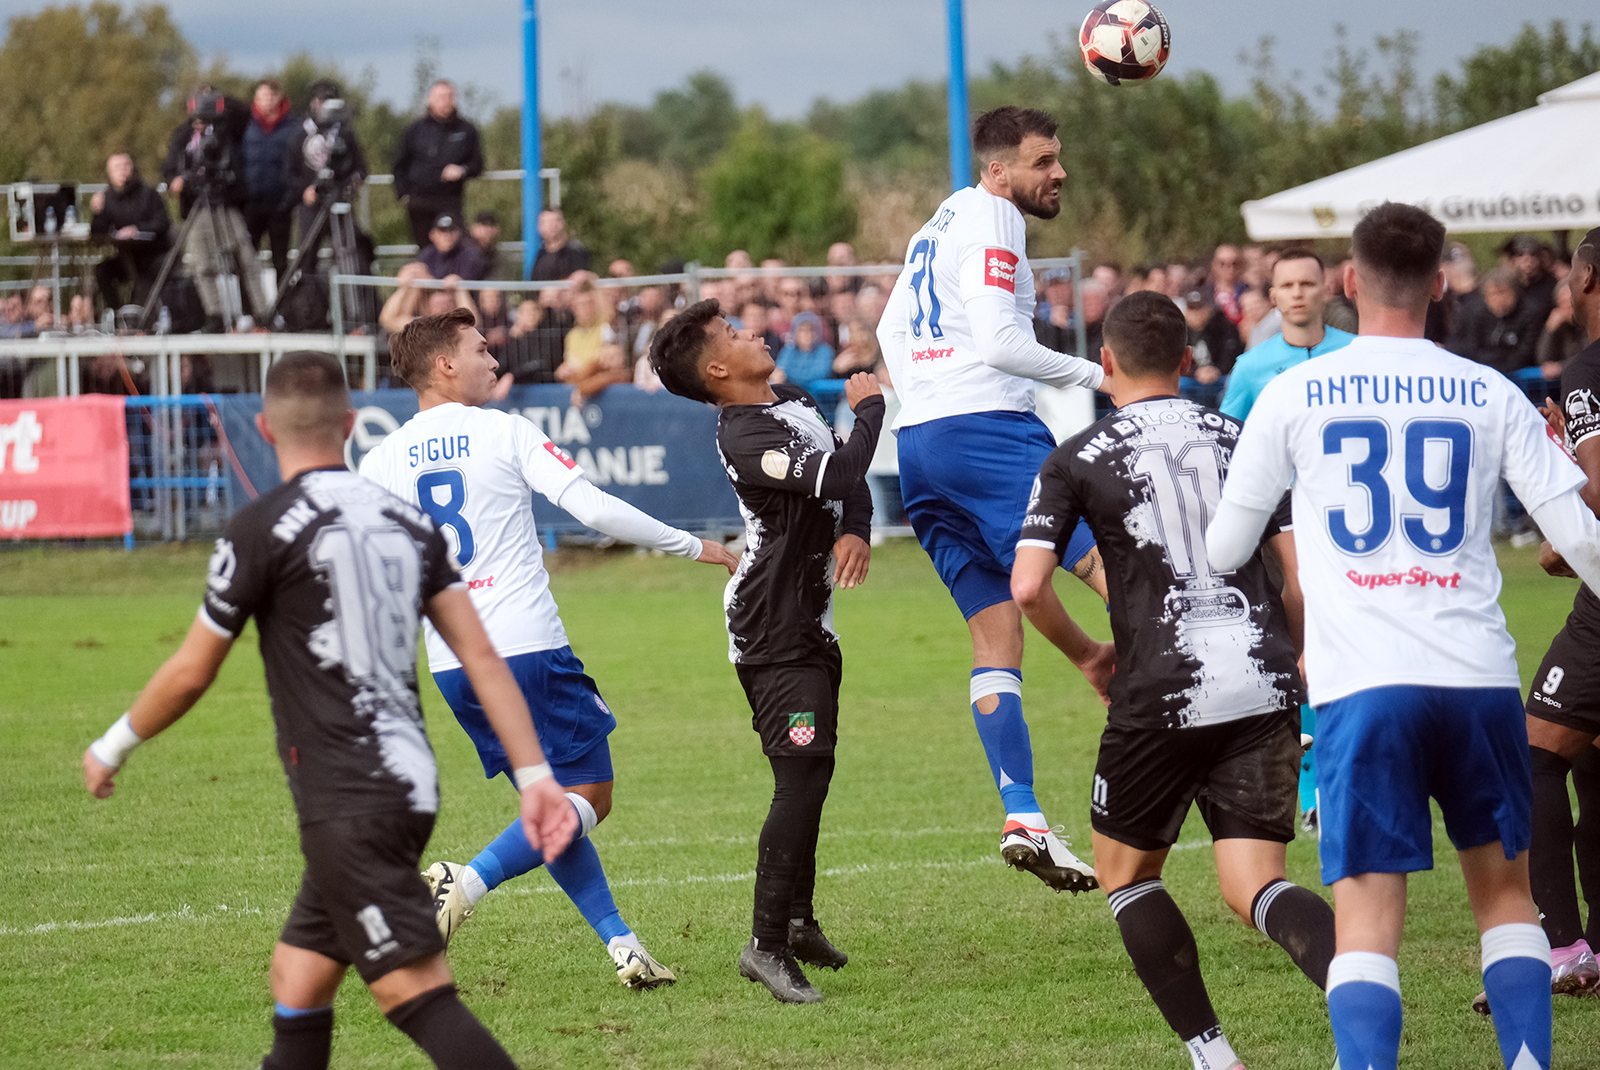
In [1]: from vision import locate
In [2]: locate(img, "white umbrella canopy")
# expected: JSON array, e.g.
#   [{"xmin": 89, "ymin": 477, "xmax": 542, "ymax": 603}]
[{"xmin": 1241, "ymin": 70, "xmax": 1600, "ymax": 240}]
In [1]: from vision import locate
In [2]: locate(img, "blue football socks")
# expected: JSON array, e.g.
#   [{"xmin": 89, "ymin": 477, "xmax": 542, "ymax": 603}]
[
  {"xmin": 1326, "ymin": 952, "xmax": 1402, "ymax": 1070},
  {"xmin": 466, "ymin": 791, "xmax": 629, "ymax": 945},
  {"xmin": 970, "ymin": 668, "xmax": 1037, "ymax": 814},
  {"xmin": 1481, "ymin": 923, "xmax": 1552, "ymax": 1070}
]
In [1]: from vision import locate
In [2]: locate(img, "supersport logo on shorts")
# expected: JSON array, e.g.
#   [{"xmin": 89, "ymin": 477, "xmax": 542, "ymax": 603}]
[{"xmin": 1346, "ymin": 566, "xmax": 1462, "ymax": 590}]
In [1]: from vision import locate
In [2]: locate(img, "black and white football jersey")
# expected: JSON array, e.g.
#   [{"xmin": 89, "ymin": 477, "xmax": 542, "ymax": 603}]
[
  {"xmin": 1020, "ymin": 396, "xmax": 1302, "ymax": 729},
  {"xmin": 716, "ymin": 384, "xmax": 875, "ymax": 664},
  {"xmin": 201, "ymin": 467, "xmax": 463, "ymax": 824},
  {"xmin": 1560, "ymin": 336, "xmax": 1600, "ymax": 631}
]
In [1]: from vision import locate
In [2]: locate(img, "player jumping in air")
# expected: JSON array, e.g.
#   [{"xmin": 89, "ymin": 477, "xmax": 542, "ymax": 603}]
[
  {"xmin": 360, "ymin": 308, "xmax": 739, "ymax": 989},
  {"xmin": 1508, "ymin": 225, "xmax": 1600, "ymax": 1004},
  {"xmin": 876, "ymin": 106, "xmax": 1107, "ymax": 891},
  {"xmin": 1013, "ymin": 292, "xmax": 1336, "ymax": 1070},
  {"xmin": 649, "ymin": 300, "xmax": 882, "ymax": 1003},
  {"xmin": 82, "ymin": 351, "xmax": 577, "ymax": 1070},
  {"xmin": 1207, "ymin": 203, "xmax": 1600, "ymax": 1070}
]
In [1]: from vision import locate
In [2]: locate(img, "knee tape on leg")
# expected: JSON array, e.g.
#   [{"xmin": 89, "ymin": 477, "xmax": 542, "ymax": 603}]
[{"xmin": 566, "ymin": 792, "xmax": 599, "ymax": 839}]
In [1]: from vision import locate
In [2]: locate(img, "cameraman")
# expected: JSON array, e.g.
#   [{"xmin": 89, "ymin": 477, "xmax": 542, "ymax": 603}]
[
  {"xmin": 161, "ymin": 85, "xmax": 267, "ymax": 330},
  {"xmin": 392, "ymin": 80, "xmax": 483, "ymax": 248},
  {"xmin": 242, "ymin": 78, "xmax": 298, "ymax": 282},
  {"xmin": 287, "ymin": 80, "xmax": 370, "ymax": 259}
]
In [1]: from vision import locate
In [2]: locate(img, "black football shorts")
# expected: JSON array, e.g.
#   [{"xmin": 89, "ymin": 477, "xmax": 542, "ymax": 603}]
[
  {"xmin": 280, "ymin": 810, "xmax": 444, "ymax": 983},
  {"xmin": 1091, "ymin": 710, "xmax": 1302, "ymax": 851},
  {"xmin": 735, "ymin": 644, "xmax": 842, "ymax": 758},
  {"xmin": 1525, "ymin": 614, "xmax": 1600, "ymax": 735}
]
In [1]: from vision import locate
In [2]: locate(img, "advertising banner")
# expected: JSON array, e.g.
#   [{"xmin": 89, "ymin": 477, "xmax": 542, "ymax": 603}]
[
  {"xmin": 209, "ymin": 385, "xmax": 743, "ymax": 533},
  {"xmin": 0, "ymin": 395, "xmax": 132, "ymax": 538}
]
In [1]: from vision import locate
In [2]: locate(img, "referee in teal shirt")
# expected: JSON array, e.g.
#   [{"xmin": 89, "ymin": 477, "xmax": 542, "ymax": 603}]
[
  {"xmin": 1220, "ymin": 249, "xmax": 1354, "ymax": 421},
  {"xmin": 1219, "ymin": 247, "xmax": 1354, "ymax": 829}
]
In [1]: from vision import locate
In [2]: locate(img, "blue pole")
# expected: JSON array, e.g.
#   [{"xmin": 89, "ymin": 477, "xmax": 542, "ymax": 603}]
[
  {"xmin": 946, "ymin": 0, "xmax": 970, "ymax": 192},
  {"xmin": 521, "ymin": 0, "xmax": 543, "ymax": 280}
]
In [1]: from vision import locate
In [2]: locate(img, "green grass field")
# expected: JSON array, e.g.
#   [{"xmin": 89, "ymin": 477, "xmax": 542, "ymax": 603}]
[{"xmin": 0, "ymin": 539, "xmax": 1592, "ymax": 1069}]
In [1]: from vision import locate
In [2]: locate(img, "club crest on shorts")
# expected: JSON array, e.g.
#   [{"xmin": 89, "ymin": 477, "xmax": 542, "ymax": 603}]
[{"xmin": 788, "ymin": 711, "xmax": 816, "ymax": 746}]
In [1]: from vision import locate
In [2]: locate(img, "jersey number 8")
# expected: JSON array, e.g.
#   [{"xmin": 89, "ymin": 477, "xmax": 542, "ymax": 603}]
[
  {"xmin": 1321, "ymin": 417, "xmax": 1472, "ymax": 557},
  {"xmin": 417, "ymin": 469, "xmax": 475, "ymax": 567}
]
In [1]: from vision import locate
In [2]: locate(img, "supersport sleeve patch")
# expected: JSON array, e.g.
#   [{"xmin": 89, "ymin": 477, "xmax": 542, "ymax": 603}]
[{"xmin": 982, "ymin": 248, "xmax": 1019, "ymax": 292}]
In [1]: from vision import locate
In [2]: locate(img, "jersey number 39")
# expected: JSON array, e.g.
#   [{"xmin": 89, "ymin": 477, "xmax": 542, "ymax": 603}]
[{"xmin": 1322, "ymin": 418, "xmax": 1472, "ymax": 557}]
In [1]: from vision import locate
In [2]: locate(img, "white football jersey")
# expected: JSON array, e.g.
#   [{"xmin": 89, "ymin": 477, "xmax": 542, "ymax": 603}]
[
  {"xmin": 1221, "ymin": 336, "xmax": 1584, "ymax": 705},
  {"xmin": 359, "ymin": 403, "xmax": 584, "ymax": 672},
  {"xmin": 879, "ymin": 185, "xmax": 1053, "ymax": 428}
]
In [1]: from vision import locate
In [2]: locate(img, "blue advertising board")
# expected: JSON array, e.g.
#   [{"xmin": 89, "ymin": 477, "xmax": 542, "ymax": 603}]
[{"xmin": 210, "ymin": 385, "xmax": 743, "ymax": 534}]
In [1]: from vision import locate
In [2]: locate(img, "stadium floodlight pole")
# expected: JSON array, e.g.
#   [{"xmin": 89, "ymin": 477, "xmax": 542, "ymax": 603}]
[
  {"xmin": 521, "ymin": 0, "xmax": 543, "ymax": 280},
  {"xmin": 946, "ymin": 0, "xmax": 971, "ymax": 192}
]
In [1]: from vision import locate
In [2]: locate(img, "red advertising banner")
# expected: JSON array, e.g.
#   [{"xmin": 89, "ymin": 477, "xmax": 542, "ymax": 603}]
[{"xmin": 0, "ymin": 395, "xmax": 131, "ymax": 538}]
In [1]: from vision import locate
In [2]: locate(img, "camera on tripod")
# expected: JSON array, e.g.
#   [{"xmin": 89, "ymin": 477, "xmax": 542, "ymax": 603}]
[
  {"xmin": 184, "ymin": 90, "xmax": 237, "ymax": 193},
  {"xmin": 304, "ymin": 97, "xmax": 359, "ymax": 188}
]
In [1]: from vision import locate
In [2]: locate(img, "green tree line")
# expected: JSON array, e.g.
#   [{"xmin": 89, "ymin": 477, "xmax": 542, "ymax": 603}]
[{"xmin": 0, "ymin": 4, "xmax": 1594, "ymax": 269}]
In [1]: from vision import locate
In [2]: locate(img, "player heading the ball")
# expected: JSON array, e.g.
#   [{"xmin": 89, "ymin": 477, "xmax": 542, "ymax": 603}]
[{"xmin": 877, "ymin": 105, "xmax": 1107, "ymax": 893}]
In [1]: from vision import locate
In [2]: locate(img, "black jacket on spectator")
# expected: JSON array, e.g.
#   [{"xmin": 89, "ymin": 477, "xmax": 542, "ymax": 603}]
[
  {"xmin": 1521, "ymin": 272, "xmax": 1559, "ymax": 331},
  {"xmin": 1187, "ymin": 311, "xmax": 1243, "ymax": 375},
  {"xmin": 392, "ymin": 111, "xmax": 484, "ymax": 209},
  {"xmin": 161, "ymin": 95, "xmax": 252, "ymax": 215},
  {"xmin": 243, "ymin": 107, "xmax": 299, "ymax": 207},
  {"xmin": 89, "ymin": 176, "xmax": 172, "ymax": 253},
  {"xmin": 285, "ymin": 117, "xmax": 371, "ymax": 202},
  {"xmin": 529, "ymin": 241, "xmax": 591, "ymax": 283},
  {"xmin": 418, "ymin": 242, "xmax": 486, "ymax": 282},
  {"xmin": 1446, "ymin": 290, "xmax": 1539, "ymax": 376}
]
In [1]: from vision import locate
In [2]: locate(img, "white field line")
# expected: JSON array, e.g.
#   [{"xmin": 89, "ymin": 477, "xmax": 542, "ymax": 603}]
[{"xmin": 2, "ymin": 839, "xmax": 1216, "ymax": 936}]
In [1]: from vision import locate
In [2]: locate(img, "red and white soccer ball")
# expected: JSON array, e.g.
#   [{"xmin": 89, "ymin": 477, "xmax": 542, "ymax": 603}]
[{"xmin": 1079, "ymin": 0, "xmax": 1171, "ymax": 86}]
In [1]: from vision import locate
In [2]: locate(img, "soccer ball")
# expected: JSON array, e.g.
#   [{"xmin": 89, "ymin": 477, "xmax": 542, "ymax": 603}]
[{"xmin": 1079, "ymin": 0, "xmax": 1171, "ymax": 86}]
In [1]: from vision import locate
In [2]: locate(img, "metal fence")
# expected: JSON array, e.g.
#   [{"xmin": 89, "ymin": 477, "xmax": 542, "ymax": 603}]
[{"xmin": 125, "ymin": 395, "xmax": 231, "ymax": 545}]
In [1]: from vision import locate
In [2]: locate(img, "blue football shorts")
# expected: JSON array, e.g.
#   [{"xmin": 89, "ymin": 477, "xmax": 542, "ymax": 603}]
[
  {"xmin": 897, "ymin": 410, "xmax": 1095, "ymax": 620},
  {"xmin": 1315, "ymin": 684, "xmax": 1531, "ymax": 884},
  {"xmin": 432, "ymin": 645, "xmax": 617, "ymax": 787}
]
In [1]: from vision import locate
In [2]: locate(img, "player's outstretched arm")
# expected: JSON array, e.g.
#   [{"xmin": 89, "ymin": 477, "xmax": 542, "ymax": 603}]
[
  {"xmin": 1205, "ymin": 499, "xmax": 1276, "ymax": 575},
  {"xmin": 83, "ymin": 617, "xmax": 234, "ymax": 799},
  {"xmin": 1266, "ymin": 531, "xmax": 1304, "ymax": 656},
  {"xmin": 1531, "ymin": 489, "xmax": 1600, "ymax": 593},
  {"xmin": 1011, "ymin": 545, "xmax": 1115, "ymax": 706},
  {"xmin": 553, "ymin": 478, "xmax": 738, "ymax": 574},
  {"xmin": 965, "ymin": 290, "xmax": 1105, "ymax": 391},
  {"xmin": 425, "ymin": 586, "xmax": 577, "ymax": 860}
]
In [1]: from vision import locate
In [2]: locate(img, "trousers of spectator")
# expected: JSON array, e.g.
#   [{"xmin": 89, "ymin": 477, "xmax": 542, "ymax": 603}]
[
  {"xmin": 186, "ymin": 203, "xmax": 268, "ymax": 322},
  {"xmin": 244, "ymin": 200, "xmax": 293, "ymax": 282},
  {"xmin": 404, "ymin": 196, "xmax": 463, "ymax": 249},
  {"xmin": 93, "ymin": 247, "xmax": 163, "ymax": 312}
]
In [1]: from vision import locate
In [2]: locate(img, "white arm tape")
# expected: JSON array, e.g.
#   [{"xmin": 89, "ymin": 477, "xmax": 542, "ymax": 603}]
[
  {"xmin": 1205, "ymin": 500, "xmax": 1276, "ymax": 574},
  {"xmin": 555, "ymin": 478, "xmax": 701, "ymax": 558},
  {"xmin": 513, "ymin": 763, "xmax": 553, "ymax": 791},
  {"xmin": 89, "ymin": 712, "xmax": 144, "ymax": 770},
  {"xmin": 1531, "ymin": 489, "xmax": 1600, "ymax": 592}
]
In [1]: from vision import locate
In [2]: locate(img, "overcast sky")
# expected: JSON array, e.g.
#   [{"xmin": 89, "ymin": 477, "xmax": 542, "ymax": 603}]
[{"xmin": 4, "ymin": 0, "xmax": 1596, "ymax": 116}]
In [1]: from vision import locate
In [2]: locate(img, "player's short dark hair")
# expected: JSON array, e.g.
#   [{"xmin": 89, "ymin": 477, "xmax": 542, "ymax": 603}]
[
  {"xmin": 390, "ymin": 307, "xmax": 476, "ymax": 391},
  {"xmin": 263, "ymin": 351, "xmax": 350, "ymax": 443},
  {"xmin": 648, "ymin": 299, "xmax": 724, "ymax": 405},
  {"xmin": 973, "ymin": 106, "xmax": 1058, "ymax": 162},
  {"xmin": 1102, "ymin": 290, "xmax": 1188, "ymax": 378},
  {"xmin": 1350, "ymin": 202, "xmax": 1446, "ymax": 310},
  {"xmin": 1574, "ymin": 226, "xmax": 1600, "ymax": 270},
  {"xmin": 1271, "ymin": 247, "xmax": 1324, "ymax": 282}
]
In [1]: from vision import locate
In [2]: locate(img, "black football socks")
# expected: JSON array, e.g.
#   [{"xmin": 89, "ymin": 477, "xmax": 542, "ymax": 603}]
[{"xmin": 1251, "ymin": 878, "xmax": 1337, "ymax": 988}]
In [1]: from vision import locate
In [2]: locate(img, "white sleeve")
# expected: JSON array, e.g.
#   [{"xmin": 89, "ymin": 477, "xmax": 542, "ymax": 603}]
[
  {"xmin": 876, "ymin": 271, "xmax": 912, "ymax": 392},
  {"xmin": 1205, "ymin": 500, "xmax": 1276, "ymax": 574},
  {"xmin": 1219, "ymin": 380, "xmax": 1296, "ymax": 511},
  {"xmin": 510, "ymin": 412, "xmax": 586, "ymax": 501},
  {"xmin": 1531, "ymin": 488, "xmax": 1600, "ymax": 592},
  {"xmin": 965, "ymin": 289, "xmax": 1104, "ymax": 391},
  {"xmin": 554, "ymin": 477, "xmax": 701, "ymax": 558},
  {"xmin": 1501, "ymin": 384, "xmax": 1586, "ymax": 514}
]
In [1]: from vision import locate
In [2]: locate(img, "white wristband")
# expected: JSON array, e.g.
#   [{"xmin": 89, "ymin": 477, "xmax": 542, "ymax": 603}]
[
  {"xmin": 513, "ymin": 763, "xmax": 553, "ymax": 790},
  {"xmin": 89, "ymin": 712, "xmax": 144, "ymax": 770}
]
